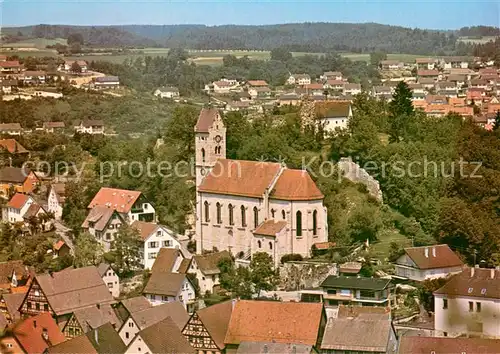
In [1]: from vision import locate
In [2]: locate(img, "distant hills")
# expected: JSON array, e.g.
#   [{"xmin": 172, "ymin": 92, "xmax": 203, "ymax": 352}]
[{"xmin": 2, "ymin": 23, "xmax": 498, "ymax": 55}]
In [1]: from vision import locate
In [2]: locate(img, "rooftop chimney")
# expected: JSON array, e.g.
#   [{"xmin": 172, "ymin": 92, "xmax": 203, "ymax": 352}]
[
  {"xmin": 471, "ymin": 267, "xmax": 475, "ymax": 277},
  {"xmin": 432, "ymin": 247, "xmax": 436, "ymax": 257},
  {"xmin": 424, "ymin": 248, "xmax": 429, "ymax": 258}
]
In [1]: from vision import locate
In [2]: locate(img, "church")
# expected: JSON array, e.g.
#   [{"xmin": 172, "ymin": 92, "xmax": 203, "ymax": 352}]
[{"xmin": 194, "ymin": 108, "xmax": 328, "ymax": 264}]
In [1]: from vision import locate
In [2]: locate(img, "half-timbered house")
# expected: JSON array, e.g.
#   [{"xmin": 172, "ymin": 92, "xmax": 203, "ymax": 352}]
[
  {"xmin": 61, "ymin": 303, "xmax": 121, "ymax": 339},
  {"xmin": 182, "ymin": 300, "xmax": 234, "ymax": 354}
]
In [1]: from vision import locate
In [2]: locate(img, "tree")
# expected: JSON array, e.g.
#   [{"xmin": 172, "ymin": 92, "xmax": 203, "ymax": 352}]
[
  {"xmin": 370, "ymin": 51, "xmax": 387, "ymax": 66},
  {"xmin": 71, "ymin": 61, "xmax": 82, "ymax": 73},
  {"xmin": 494, "ymin": 110, "xmax": 500, "ymax": 131},
  {"xmin": 109, "ymin": 224, "xmax": 142, "ymax": 276},
  {"xmin": 250, "ymin": 252, "xmax": 277, "ymax": 296},
  {"xmin": 67, "ymin": 33, "xmax": 84, "ymax": 46},
  {"xmin": 418, "ymin": 277, "xmax": 448, "ymax": 312},
  {"xmin": 218, "ymin": 257, "xmax": 253, "ymax": 299},
  {"xmin": 388, "ymin": 81, "xmax": 414, "ymax": 142},
  {"xmin": 74, "ymin": 232, "xmax": 103, "ymax": 267},
  {"xmin": 270, "ymin": 48, "xmax": 292, "ymax": 62}
]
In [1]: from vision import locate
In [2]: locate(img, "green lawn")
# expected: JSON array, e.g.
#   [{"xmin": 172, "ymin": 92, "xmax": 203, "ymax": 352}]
[
  {"xmin": 371, "ymin": 229, "xmax": 411, "ymax": 261},
  {"xmin": 1, "ymin": 37, "xmax": 66, "ymax": 49},
  {"xmin": 340, "ymin": 52, "xmax": 425, "ymax": 63}
]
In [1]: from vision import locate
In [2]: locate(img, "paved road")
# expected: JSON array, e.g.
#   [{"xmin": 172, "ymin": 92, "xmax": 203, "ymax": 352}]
[{"xmin": 54, "ymin": 221, "xmax": 75, "ymax": 252}]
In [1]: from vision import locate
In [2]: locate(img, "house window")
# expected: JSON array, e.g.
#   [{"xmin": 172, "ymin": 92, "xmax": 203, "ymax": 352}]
[
  {"xmin": 129, "ymin": 322, "xmax": 134, "ymax": 328},
  {"xmin": 469, "ymin": 301, "xmax": 474, "ymax": 312},
  {"xmin": 69, "ymin": 328, "xmax": 74, "ymax": 336},
  {"xmin": 477, "ymin": 302, "xmax": 481, "ymax": 312},
  {"xmin": 312, "ymin": 210, "xmax": 318, "ymax": 236},
  {"xmin": 216, "ymin": 202, "xmax": 222, "ymax": 224},
  {"xmin": 443, "ymin": 299, "xmax": 448, "ymax": 309},
  {"xmin": 253, "ymin": 207, "xmax": 259, "ymax": 228},
  {"xmin": 201, "ymin": 148, "xmax": 206, "ymax": 162},
  {"xmin": 204, "ymin": 201, "xmax": 209, "ymax": 222},
  {"xmin": 162, "ymin": 240, "xmax": 172, "ymax": 247},
  {"xmin": 162, "ymin": 296, "xmax": 169, "ymax": 301},
  {"xmin": 258, "ymin": 240, "xmax": 262, "ymax": 248},
  {"xmin": 212, "ymin": 275, "xmax": 216, "ymax": 281},
  {"xmin": 106, "ymin": 233, "xmax": 111, "ymax": 240},
  {"xmin": 125, "ymin": 332, "xmax": 129, "ymax": 339},
  {"xmin": 241, "ymin": 206, "xmax": 246, "ymax": 227},
  {"xmin": 107, "ymin": 282, "xmax": 114, "ymax": 288},
  {"xmin": 36, "ymin": 303, "xmax": 40, "ymax": 311},
  {"xmin": 269, "ymin": 242, "xmax": 273, "ymax": 250},
  {"xmin": 271, "ymin": 209, "xmax": 275, "ymax": 218},
  {"xmin": 149, "ymin": 241, "xmax": 158, "ymax": 248},
  {"xmin": 282, "ymin": 210, "xmax": 286, "ymax": 220},
  {"xmin": 296, "ymin": 211, "xmax": 302, "ymax": 237},
  {"xmin": 148, "ymin": 253, "xmax": 157, "ymax": 259},
  {"xmin": 27, "ymin": 302, "xmax": 32, "ymax": 309},
  {"xmin": 228, "ymin": 204, "xmax": 234, "ymax": 225},
  {"xmin": 44, "ymin": 304, "xmax": 49, "ymax": 312},
  {"xmin": 157, "ymin": 230, "xmax": 162, "ymax": 236}
]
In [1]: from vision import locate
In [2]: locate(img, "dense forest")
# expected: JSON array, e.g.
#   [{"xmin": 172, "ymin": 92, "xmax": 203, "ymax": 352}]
[{"xmin": 3, "ymin": 23, "xmax": 498, "ymax": 54}]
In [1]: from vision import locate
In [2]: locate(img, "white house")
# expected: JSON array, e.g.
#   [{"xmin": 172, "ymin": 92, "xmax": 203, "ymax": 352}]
[
  {"xmin": 189, "ymin": 251, "xmax": 230, "ymax": 294},
  {"xmin": 47, "ymin": 183, "xmax": 65, "ymax": 220},
  {"xmin": 194, "ymin": 109, "xmax": 328, "ymax": 263},
  {"xmin": 74, "ymin": 120, "xmax": 104, "ymax": 135},
  {"xmin": 97, "ymin": 263, "xmax": 120, "ymax": 298},
  {"xmin": 131, "ymin": 221, "xmax": 185, "ymax": 270},
  {"xmin": 442, "ymin": 57, "xmax": 470, "ymax": 70},
  {"xmin": 212, "ymin": 79, "xmax": 239, "ymax": 94},
  {"xmin": 380, "ymin": 60, "xmax": 403, "ymax": 71},
  {"xmin": 154, "ymin": 86, "xmax": 180, "ymax": 99},
  {"xmin": 343, "ymin": 83, "xmax": 362, "ymax": 96},
  {"xmin": 416, "ymin": 58, "xmax": 437, "ymax": 70},
  {"xmin": 93, "ymin": 76, "xmax": 120, "ymax": 89},
  {"xmin": 315, "ymin": 101, "xmax": 353, "ymax": 132},
  {"xmin": 2, "ymin": 193, "xmax": 35, "ymax": 223},
  {"xmin": 0, "ymin": 123, "xmax": 22, "ymax": 136},
  {"xmin": 394, "ymin": 244, "xmax": 464, "ymax": 281},
  {"xmin": 321, "ymin": 71, "xmax": 343, "ymax": 81},
  {"xmin": 81, "ymin": 207, "xmax": 125, "ymax": 252},
  {"xmin": 61, "ymin": 60, "xmax": 88, "ymax": 72},
  {"xmin": 287, "ymin": 73, "xmax": 311, "ymax": 86},
  {"xmin": 434, "ymin": 268, "xmax": 500, "ymax": 338}
]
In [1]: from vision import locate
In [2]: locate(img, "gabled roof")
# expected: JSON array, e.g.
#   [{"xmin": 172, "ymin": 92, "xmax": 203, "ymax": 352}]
[
  {"xmin": 23, "ymin": 202, "xmax": 44, "ymax": 219},
  {"xmin": 156, "ymin": 86, "xmax": 179, "ymax": 92},
  {"xmin": 6, "ymin": 193, "xmax": 31, "ymax": 209},
  {"xmin": 131, "ymin": 220, "xmax": 160, "ymax": 240},
  {"xmin": 43, "ymin": 121, "xmax": 65, "ymax": 129},
  {"xmin": 0, "ymin": 123, "xmax": 22, "ymax": 131},
  {"xmin": 46, "ymin": 333, "xmax": 98, "ymax": 354},
  {"xmin": 2, "ymin": 292, "xmax": 25, "ymax": 321},
  {"xmin": 194, "ymin": 300, "xmax": 234, "ymax": 349},
  {"xmin": 236, "ymin": 342, "xmax": 313, "ymax": 354},
  {"xmin": 0, "ymin": 61, "xmax": 21, "ymax": 68},
  {"xmin": 321, "ymin": 275, "xmax": 391, "ymax": 291},
  {"xmin": 151, "ymin": 248, "xmax": 183, "ymax": 273},
  {"xmin": 137, "ymin": 316, "xmax": 194, "ymax": 354},
  {"xmin": 0, "ymin": 260, "xmax": 34, "ymax": 287},
  {"xmin": 143, "ymin": 272, "xmax": 187, "ymax": 296},
  {"xmin": 80, "ymin": 120, "xmax": 104, "ymax": 127},
  {"xmin": 416, "ymin": 58, "xmax": 436, "ymax": 64},
  {"xmin": 198, "ymin": 159, "xmax": 282, "ymax": 198},
  {"xmin": 401, "ymin": 244, "xmax": 463, "ymax": 270},
  {"xmin": 315, "ymin": 101, "xmax": 351, "ymax": 118},
  {"xmin": 0, "ymin": 139, "xmax": 28, "ymax": 154},
  {"xmin": 96, "ymin": 263, "xmax": 112, "ymax": 277},
  {"xmin": 247, "ymin": 80, "xmax": 268, "ymax": 87},
  {"xmin": 320, "ymin": 317, "xmax": 393, "ymax": 352},
  {"xmin": 81, "ymin": 206, "xmax": 122, "ymax": 232},
  {"xmin": 434, "ymin": 267, "xmax": 500, "ymax": 299},
  {"xmin": 13, "ymin": 312, "xmax": 66, "ymax": 354},
  {"xmin": 193, "ymin": 250, "xmax": 231, "ymax": 275},
  {"xmin": 129, "ymin": 301, "xmax": 189, "ymax": 330},
  {"xmin": 271, "ymin": 169, "xmax": 324, "ymax": 201},
  {"xmin": 51, "ymin": 183, "xmax": 66, "ymax": 203},
  {"xmin": 254, "ymin": 220, "xmax": 287, "ymax": 237},
  {"xmin": 195, "ymin": 108, "xmax": 221, "ymax": 133},
  {"xmin": 224, "ymin": 300, "xmax": 324, "ymax": 346},
  {"xmin": 87, "ymin": 187, "xmax": 142, "ymax": 213},
  {"xmin": 418, "ymin": 69, "xmax": 440, "ymax": 76},
  {"xmin": 0, "ymin": 166, "xmax": 30, "ymax": 183},
  {"xmin": 95, "ymin": 76, "xmax": 119, "ymax": 83},
  {"xmin": 399, "ymin": 336, "xmax": 500, "ymax": 354},
  {"xmin": 87, "ymin": 322, "xmax": 127, "ymax": 353},
  {"xmin": 72, "ymin": 303, "xmax": 120, "ymax": 333},
  {"xmin": 120, "ymin": 296, "xmax": 151, "ymax": 314},
  {"xmin": 33, "ymin": 266, "xmax": 115, "ymax": 315}
]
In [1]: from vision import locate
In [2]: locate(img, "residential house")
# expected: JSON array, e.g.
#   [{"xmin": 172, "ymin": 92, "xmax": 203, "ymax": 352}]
[
  {"xmin": 131, "ymin": 220, "xmax": 185, "ymax": 269},
  {"xmin": 224, "ymin": 300, "xmax": 326, "ymax": 353},
  {"xmin": 93, "ymin": 76, "xmax": 120, "ymax": 89},
  {"xmin": 61, "ymin": 60, "xmax": 88, "ymax": 72},
  {"xmin": 425, "ymin": 104, "xmax": 452, "ymax": 118},
  {"xmin": 442, "ymin": 56, "xmax": 470, "ymax": 69},
  {"xmin": 301, "ymin": 275, "xmax": 393, "ymax": 307},
  {"xmin": 343, "ymin": 83, "xmax": 361, "ymax": 96},
  {"xmin": 113, "ymin": 296, "xmax": 152, "ymax": 323},
  {"xmin": 2, "ymin": 193, "xmax": 35, "ymax": 223},
  {"xmin": 236, "ymin": 342, "xmax": 314, "ymax": 354},
  {"xmin": 0, "ymin": 61, "xmax": 22, "ymax": 74},
  {"xmin": 447, "ymin": 68, "xmax": 477, "ymax": 81},
  {"xmin": 0, "ymin": 260, "xmax": 34, "ymax": 292},
  {"xmin": 319, "ymin": 315, "xmax": 397, "ymax": 354},
  {"xmin": 0, "ymin": 123, "xmax": 22, "ymax": 135},
  {"xmin": 321, "ymin": 71, "xmax": 343, "ymax": 81},
  {"xmin": 394, "ymin": 244, "xmax": 463, "ymax": 281},
  {"xmin": 449, "ymin": 97, "xmax": 466, "ymax": 107},
  {"xmin": 124, "ymin": 316, "xmax": 194, "ymax": 354},
  {"xmin": 449, "ymin": 105, "xmax": 474, "ymax": 117},
  {"xmin": 212, "ymin": 80, "xmax": 239, "ymax": 94},
  {"xmin": 287, "ymin": 73, "xmax": 311, "ymax": 86},
  {"xmin": 418, "ymin": 77, "xmax": 437, "ymax": 90},
  {"xmin": 0, "ymin": 292, "xmax": 25, "ymax": 325},
  {"xmin": 61, "ymin": 303, "xmax": 120, "ymax": 339},
  {"xmin": 338, "ymin": 262, "xmax": 362, "ymax": 276},
  {"xmin": 380, "ymin": 60, "xmax": 403, "ymax": 70},
  {"xmin": 0, "ymin": 313, "xmax": 65, "ymax": 354},
  {"xmin": 372, "ymin": 86, "xmax": 393, "ymax": 101},
  {"xmin": 434, "ymin": 267, "xmax": 500, "ymax": 338},
  {"xmin": 87, "ymin": 187, "xmax": 156, "ymax": 223},
  {"xmin": 426, "ymin": 95, "xmax": 448, "ymax": 105},
  {"xmin": 42, "ymin": 121, "xmax": 65, "ymax": 133},
  {"xmin": 18, "ymin": 266, "xmax": 115, "ymax": 324},
  {"xmin": 23, "ymin": 202, "xmax": 53, "ymax": 232},
  {"xmin": 82, "ymin": 207, "xmax": 125, "ymax": 251},
  {"xmin": 412, "ymin": 100, "xmax": 428, "ymax": 111},
  {"xmin": 0, "ymin": 138, "xmax": 29, "ymax": 157},
  {"xmin": 246, "ymin": 80, "xmax": 268, "ymax": 88},
  {"xmin": 315, "ymin": 101, "xmax": 352, "ymax": 132},
  {"xmin": 118, "ymin": 301, "xmax": 189, "ymax": 346},
  {"xmin": 47, "ymin": 323, "xmax": 126, "ymax": 354},
  {"xmin": 447, "ymin": 74, "xmax": 467, "ymax": 88},
  {"xmin": 0, "ymin": 166, "xmax": 39, "ymax": 195},
  {"xmin": 471, "ymin": 78, "xmax": 489, "ymax": 90},
  {"xmin": 278, "ymin": 93, "xmax": 301, "ymax": 106},
  {"xmin": 20, "ymin": 71, "xmax": 46, "ymax": 85},
  {"xmin": 97, "ymin": 263, "xmax": 120, "ymax": 298},
  {"xmin": 1, "ymin": 79, "xmax": 17, "ymax": 93},
  {"xmin": 417, "ymin": 70, "xmax": 441, "ymax": 81},
  {"xmin": 248, "ymin": 86, "xmax": 272, "ymax": 99},
  {"xmin": 324, "ymin": 80, "xmax": 345, "ymax": 92},
  {"xmin": 416, "ymin": 58, "xmax": 437, "ymax": 70},
  {"xmin": 305, "ymin": 83, "xmax": 326, "ymax": 96},
  {"xmin": 466, "ymin": 88, "xmax": 485, "ymax": 105},
  {"xmin": 154, "ymin": 86, "xmax": 180, "ymax": 98},
  {"xmin": 436, "ymin": 81, "xmax": 457, "ymax": 93},
  {"xmin": 190, "ymin": 251, "xmax": 230, "ymax": 294},
  {"xmin": 399, "ymin": 336, "xmax": 500, "ymax": 354},
  {"xmin": 225, "ymin": 101, "xmax": 250, "ymax": 111},
  {"xmin": 74, "ymin": 120, "xmax": 104, "ymax": 134},
  {"xmin": 182, "ymin": 300, "xmax": 234, "ymax": 354},
  {"xmin": 53, "ymin": 240, "xmax": 71, "ymax": 258},
  {"xmin": 47, "ymin": 183, "xmax": 66, "ymax": 220}
]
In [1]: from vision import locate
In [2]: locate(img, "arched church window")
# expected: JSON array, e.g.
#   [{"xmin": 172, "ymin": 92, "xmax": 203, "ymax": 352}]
[
  {"xmin": 269, "ymin": 242, "xmax": 273, "ymax": 250},
  {"xmin": 296, "ymin": 211, "xmax": 302, "ymax": 237},
  {"xmin": 241, "ymin": 206, "xmax": 246, "ymax": 227},
  {"xmin": 201, "ymin": 148, "xmax": 206, "ymax": 162},
  {"xmin": 258, "ymin": 240, "xmax": 262, "ymax": 248},
  {"xmin": 216, "ymin": 202, "xmax": 222, "ymax": 224},
  {"xmin": 282, "ymin": 210, "xmax": 286, "ymax": 220},
  {"xmin": 313, "ymin": 210, "xmax": 318, "ymax": 236},
  {"xmin": 271, "ymin": 209, "xmax": 275, "ymax": 218},
  {"xmin": 204, "ymin": 201, "xmax": 209, "ymax": 222},
  {"xmin": 253, "ymin": 207, "xmax": 259, "ymax": 228},
  {"xmin": 228, "ymin": 204, "xmax": 234, "ymax": 225}
]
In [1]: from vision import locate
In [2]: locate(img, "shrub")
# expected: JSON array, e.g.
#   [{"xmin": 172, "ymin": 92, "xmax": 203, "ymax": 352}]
[{"xmin": 280, "ymin": 254, "xmax": 304, "ymax": 264}]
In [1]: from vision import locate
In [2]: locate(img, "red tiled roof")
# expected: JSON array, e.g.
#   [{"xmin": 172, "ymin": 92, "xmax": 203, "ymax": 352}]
[
  {"xmin": 418, "ymin": 70, "xmax": 439, "ymax": 77},
  {"xmin": 87, "ymin": 187, "xmax": 142, "ymax": 213},
  {"xmin": 195, "ymin": 300, "xmax": 234, "ymax": 350},
  {"xmin": 195, "ymin": 108, "xmax": 221, "ymax": 133},
  {"xmin": 434, "ymin": 267, "xmax": 500, "ymax": 299},
  {"xmin": 399, "ymin": 336, "xmax": 500, "ymax": 354},
  {"xmin": 449, "ymin": 106, "xmax": 474, "ymax": 116},
  {"xmin": 13, "ymin": 312, "xmax": 66, "ymax": 354},
  {"xmin": 247, "ymin": 80, "xmax": 268, "ymax": 87},
  {"xmin": 0, "ymin": 61, "xmax": 21, "ymax": 68},
  {"xmin": 271, "ymin": 169, "xmax": 324, "ymax": 200},
  {"xmin": 7, "ymin": 193, "xmax": 30, "ymax": 209},
  {"xmin": 254, "ymin": 220, "xmax": 287, "ymax": 236},
  {"xmin": 131, "ymin": 220, "xmax": 159, "ymax": 240},
  {"xmin": 224, "ymin": 300, "xmax": 324, "ymax": 346},
  {"xmin": 0, "ymin": 139, "xmax": 28, "ymax": 154},
  {"xmin": 326, "ymin": 79, "xmax": 345, "ymax": 85},
  {"xmin": 416, "ymin": 58, "xmax": 436, "ymax": 64},
  {"xmin": 53, "ymin": 240, "xmax": 66, "ymax": 251},
  {"xmin": 199, "ymin": 159, "xmax": 281, "ymax": 198},
  {"xmin": 403, "ymin": 244, "xmax": 463, "ymax": 270},
  {"xmin": 305, "ymin": 83, "xmax": 324, "ymax": 90}
]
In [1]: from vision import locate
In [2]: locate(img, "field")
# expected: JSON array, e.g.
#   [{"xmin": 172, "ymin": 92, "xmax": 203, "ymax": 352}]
[{"xmin": 457, "ymin": 36, "xmax": 497, "ymax": 44}]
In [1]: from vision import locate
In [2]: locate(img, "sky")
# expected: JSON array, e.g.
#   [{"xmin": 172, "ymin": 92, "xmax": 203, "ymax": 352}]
[{"xmin": 1, "ymin": 0, "xmax": 499, "ymax": 29}]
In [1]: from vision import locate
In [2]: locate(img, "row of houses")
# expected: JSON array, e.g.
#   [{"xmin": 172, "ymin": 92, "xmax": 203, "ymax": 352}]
[
  {"xmin": 0, "ymin": 120, "xmax": 105, "ymax": 135},
  {"xmin": 380, "ymin": 56, "xmax": 473, "ymax": 72}
]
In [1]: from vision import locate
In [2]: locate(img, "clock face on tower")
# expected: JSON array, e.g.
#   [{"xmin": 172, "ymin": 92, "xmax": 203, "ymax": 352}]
[{"xmin": 215, "ymin": 135, "xmax": 222, "ymax": 143}]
